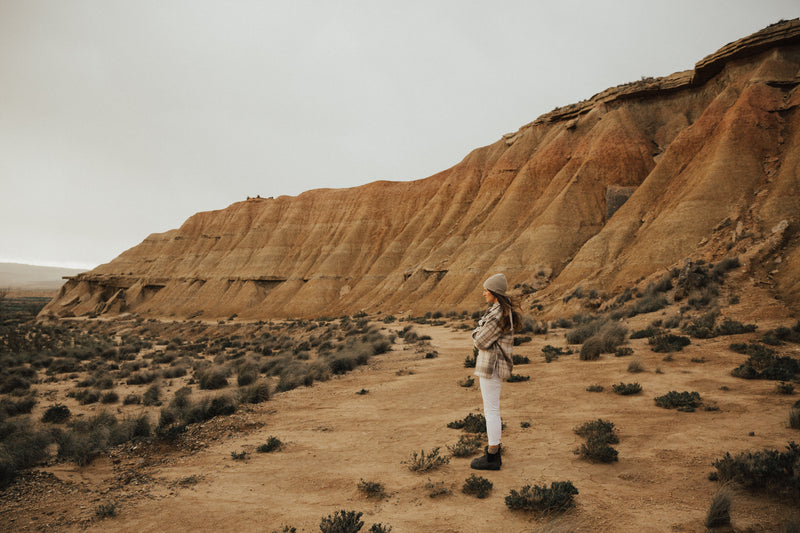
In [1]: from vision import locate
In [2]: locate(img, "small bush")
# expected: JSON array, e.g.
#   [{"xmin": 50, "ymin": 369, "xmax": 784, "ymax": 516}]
[
  {"xmin": 790, "ymin": 408, "xmax": 800, "ymax": 430},
  {"xmin": 239, "ymin": 381, "xmax": 271, "ymax": 404},
  {"xmin": 447, "ymin": 433, "xmax": 483, "ymax": 457},
  {"xmin": 198, "ymin": 367, "xmax": 229, "ymax": 390},
  {"xmin": 612, "ymin": 382, "xmax": 642, "ymax": 395},
  {"xmin": 357, "ymin": 479, "xmax": 387, "ymax": 499},
  {"xmin": 505, "ymin": 481, "xmax": 579, "ymax": 513},
  {"xmin": 627, "ymin": 359, "xmax": 644, "ymax": 373},
  {"xmin": 447, "ymin": 413, "xmax": 486, "ymax": 433},
  {"xmin": 457, "ymin": 376, "xmax": 474, "ymax": 388},
  {"xmin": 730, "ymin": 344, "xmax": 799, "ymax": 381},
  {"xmin": 655, "ymin": 391, "xmax": 702, "ymax": 411},
  {"xmin": 777, "ymin": 382, "xmax": 795, "ymax": 395},
  {"xmin": 100, "ymin": 391, "xmax": 119, "ymax": 404},
  {"xmin": 257, "ymin": 436, "xmax": 282, "ymax": 453},
  {"xmin": 123, "ymin": 394, "xmax": 141, "ymax": 405},
  {"xmin": 573, "ymin": 419, "xmax": 619, "ymax": 462},
  {"xmin": 126, "ymin": 371, "xmax": 158, "ymax": 385},
  {"xmin": 615, "ymin": 347, "xmax": 634, "ymax": 357},
  {"xmin": 579, "ymin": 337, "xmax": 602, "ymax": 361},
  {"xmin": 704, "ymin": 488, "xmax": 732, "ymax": 529},
  {"xmin": 230, "ymin": 450, "xmax": 248, "ymax": 461},
  {"xmin": 41, "ymin": 403, "xmax": 71, "ymax": 424},
  {"xmin": 404, "ymin": 447, "xmax": 450, "ymax": 472},
  {"xmin": 94, "ymin": 502, "xmax": 117, "ymax": 519},
  {"xmin": 142, "ymin": 383, "xmax": 161, "ymax": 406},
  {"xmin": 586, "ymin": 384, "xmax": 604, "ymax": 392},
  {"xmin": 649, "ymin": 334, "xmax": 691, "ymax": 353},
  {"xmin": 320, "ymin": 510, "xmax": 363, "ymax": 533},
  {"xmin": 575, "ymin": 434, "xmax": 619, "ymax": 463},
  {"xmin": 630, "ymin": 326, "xmax": 660, "ymax": 339},
  {"xmin": 425, "ymin": 480, "xmax": 452, "ymax": 498},
  {"xmin": 462, "ymin": 474, "xmax": 492, "ymax": 498},
  {"xmin": 541, "ymin": 345, "xmax": 571, "ymax": 363},
  {"xmin": 712, "ymin": 441, "xmax": 800, "ymax": 498},
  {"xmin": 512, "ymin": 354, "xmax": 531, "ymax": 365},
  {"xmin": 506, "ymin": 373, "xmax": 530, "ymax": 383},
  {"xmin": 463, "ymin": 353, "xmax": 477, "ymax": 368}
]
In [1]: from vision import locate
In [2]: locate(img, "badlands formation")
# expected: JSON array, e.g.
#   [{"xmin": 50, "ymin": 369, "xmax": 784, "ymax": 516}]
[{"xmin": 43, "ymin": 20, "xmax": 800, "ymax": 320}]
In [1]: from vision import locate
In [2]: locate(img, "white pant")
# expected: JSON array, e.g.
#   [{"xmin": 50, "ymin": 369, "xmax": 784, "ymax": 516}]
[{"xmin": 479, "ymin": 375, "xmax": 503, "ymax": 446}]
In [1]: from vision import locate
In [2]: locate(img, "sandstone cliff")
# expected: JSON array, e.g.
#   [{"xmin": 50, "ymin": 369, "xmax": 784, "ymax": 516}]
[{"xmin": 43, "ymin": 20, "xmax": 800, "ymax": 320}]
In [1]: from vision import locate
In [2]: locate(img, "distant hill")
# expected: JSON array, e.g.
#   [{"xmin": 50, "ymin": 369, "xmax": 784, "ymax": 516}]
[{"xmin": 0, "ymin": 263, "xmax": 87, "ymax": 291}]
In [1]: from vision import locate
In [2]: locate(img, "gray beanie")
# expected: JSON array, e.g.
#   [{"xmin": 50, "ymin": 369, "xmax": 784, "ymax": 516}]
[{"xmin": 483, "ymin": 273, "xmax": 507, "ymax": 297}]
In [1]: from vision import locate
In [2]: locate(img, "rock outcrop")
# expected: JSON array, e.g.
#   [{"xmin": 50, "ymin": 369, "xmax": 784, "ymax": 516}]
[{"xmin": 43, "ymin": 20, "xmax": 800, "ymax": 319}]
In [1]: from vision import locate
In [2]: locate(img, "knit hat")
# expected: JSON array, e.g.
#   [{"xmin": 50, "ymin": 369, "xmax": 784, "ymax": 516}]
[{"xmin": 483, "ymin": 273, "xmax": 507, "ymax": 297}]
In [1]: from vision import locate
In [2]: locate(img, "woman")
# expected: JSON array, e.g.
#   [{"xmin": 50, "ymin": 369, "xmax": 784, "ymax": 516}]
[{"xmin": 470, "ymin": 273, "xmax": 519, "ymax": 470}]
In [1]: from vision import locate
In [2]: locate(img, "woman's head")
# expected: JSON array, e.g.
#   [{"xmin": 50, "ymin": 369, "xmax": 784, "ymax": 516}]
[
  {"xmin": 482, "ymin": 273, "xmax": 519, "ymax": 332},
  {"xmin": 483, "ymin": 274, "xmax": 507, "ymax": 297}
]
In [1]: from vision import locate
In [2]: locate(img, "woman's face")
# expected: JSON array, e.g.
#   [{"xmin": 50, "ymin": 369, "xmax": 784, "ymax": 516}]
[{"xmin": 483, "ymin": 288, "xmax": 498, "ymax": 305}]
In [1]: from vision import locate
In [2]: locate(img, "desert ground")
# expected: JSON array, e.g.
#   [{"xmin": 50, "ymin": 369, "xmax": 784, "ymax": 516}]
[{"xmin": 2, "ymin": 272, "xmax": 799, "ymax": 533}]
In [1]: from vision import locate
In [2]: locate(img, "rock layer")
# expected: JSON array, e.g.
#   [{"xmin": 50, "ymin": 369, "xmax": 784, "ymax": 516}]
[{"xmin": 43, "ymin": 20, "xmax": 800, "ymax": 319}]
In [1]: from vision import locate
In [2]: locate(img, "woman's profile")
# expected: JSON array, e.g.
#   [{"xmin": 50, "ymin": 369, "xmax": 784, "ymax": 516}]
[{"xmin": 470, "ymin": 273, "xmax": 519, "ymax": 470}]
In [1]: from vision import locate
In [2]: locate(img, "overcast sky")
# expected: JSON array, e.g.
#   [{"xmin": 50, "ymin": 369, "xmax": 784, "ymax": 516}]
[{"xmin": 2, "ymin": 1, "xmax": 799, "ymax": 270}]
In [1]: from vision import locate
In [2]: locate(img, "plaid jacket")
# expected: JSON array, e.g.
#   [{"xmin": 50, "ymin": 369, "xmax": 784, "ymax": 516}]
[{"xmin": 472, "ymin": 303, "xmax": 514, "ymax": 379}]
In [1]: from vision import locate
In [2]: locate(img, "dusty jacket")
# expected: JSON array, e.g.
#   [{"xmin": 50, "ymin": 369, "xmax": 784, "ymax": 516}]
[{"xmin": 472, "ymin": 303, "xmax": 514, "ymax": 379}]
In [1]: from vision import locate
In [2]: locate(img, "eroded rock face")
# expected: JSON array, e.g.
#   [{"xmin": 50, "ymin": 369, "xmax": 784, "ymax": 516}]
[{"xmin": 43, "ymin": 20, "xmax": 800, "ymax": 319}]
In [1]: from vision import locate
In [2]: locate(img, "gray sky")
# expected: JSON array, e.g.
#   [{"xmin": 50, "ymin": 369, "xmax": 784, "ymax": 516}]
[{"xmin": 2, "ymin": 1, "xmax": 799, "ymax": 270}]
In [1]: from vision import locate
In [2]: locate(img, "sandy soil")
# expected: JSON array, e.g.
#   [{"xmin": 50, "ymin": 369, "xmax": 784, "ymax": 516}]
[{"xmin": 3, "ymin": 295, "xmax": 799, "ymax": 532}]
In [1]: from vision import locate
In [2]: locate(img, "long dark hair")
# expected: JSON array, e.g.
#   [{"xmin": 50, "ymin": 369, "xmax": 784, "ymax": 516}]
[{"xmin": 489, "ymin": 291, "xmax": 521, "ymax": 334}]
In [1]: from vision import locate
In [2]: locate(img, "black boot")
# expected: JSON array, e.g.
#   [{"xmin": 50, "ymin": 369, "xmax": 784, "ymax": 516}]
[{"xmin": 470, "ymin": 445, "xmax": 502, "ymax": 471}]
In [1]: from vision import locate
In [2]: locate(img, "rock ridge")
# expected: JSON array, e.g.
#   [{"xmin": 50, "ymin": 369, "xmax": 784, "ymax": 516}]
[{"xmin": 42, "ymin": 19, "xmax": 800, "ymax": 319}]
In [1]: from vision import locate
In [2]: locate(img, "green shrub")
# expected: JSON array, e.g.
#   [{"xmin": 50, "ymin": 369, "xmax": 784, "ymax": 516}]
[
  {"xmin": 541, "ymin": 345, "xmax": 571, "ymax": 363},
  {"xmin": 447, "ymin": 413, "xmax": 486, "ymax": 433},
  {"xmin": 41, "ymin": 403, "xmax": 71, "ymax": 424},
  {"xmin": 447, "ymin": 434, "xmax": 483, "ymax": 457},
  {"xmin": 230, "ymin": 450, "xmax": 248, "ymax": 461},
  {"xmin": 505, "ymin": 481, "xmax": 578, "ymax": 513},
  {"xmin": 630, "ymin": 326, "xmax": 660, "ymax": 339},
  {"xmin": 357, "ymin": 479, "xmax": 387, "ymax": 499},
  {"xmin": 586, "ymin": 384, "xmax": 604, "ymax": 392},
  {"xmin": 425, "ymin": 480, "xmax": 452, "ymax": 498},
  {"xmin": 94, "ymin": 502, "xmax": 117, "ymax": 519},
  {"xmin": 100, "ymin": 391, "xmax": 119, "ymax": 404},
  {"xmin": 615, "ymin": 347, "xmax": 634, "ymax": 357},
  {"xmin": 730, "ymin": 344, "xmax": 799, "ymax": 381},
  {"xmin": 712, "ymin": 442, "xmax": 800, "ymax": 498},
  {"xmin": 257, "ymin": 436, "xmax": 282, "ymax": 453},
  {"xmin": 649, "ymin": 334, "xmax": 691, "ymax": 353},
  {"xmin": 462, "ymin": 474, "xmax": 492, "ymax": 498},
  {"xmin": 457, "ymin": 376, "xmax": 474, "ymax": 388},
  {"xmin": 777, "ymin": 382, "xmax": 795, "ymax": 395},
  {"xmin": 463, "ymin": 351, "xmax": 477, "ymax": 368},
  {"xmin": 320, "ymin": 510, "xmax": 363, "ymax": 533},
  {"xmin": 612, "ymin": 382, "xmax": 642, "ymax": 395},
  {"xmin": 404, "ymin": 447, "xmax": 450, "ymax": 472},
  {"xmin": 512, "ymin": 354, "xmax": 531, "ymax": 364},
  {"xmin": 655, "ymin": 391, "xmax": 702, "ymax": 411},
  {"xmin": 575, "ymin": 433, "xmax": 619, "ymax": 463},
  {"xmin": 507, "ymin": 373, "xmax": 530, "ymax": 382}
]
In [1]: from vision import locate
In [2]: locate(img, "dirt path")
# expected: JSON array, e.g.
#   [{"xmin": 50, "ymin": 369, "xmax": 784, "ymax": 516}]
[{"xmin": 7, "ymin": 316, "xmax": 798, "ymax": 532}]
